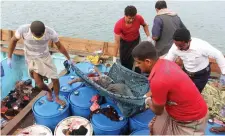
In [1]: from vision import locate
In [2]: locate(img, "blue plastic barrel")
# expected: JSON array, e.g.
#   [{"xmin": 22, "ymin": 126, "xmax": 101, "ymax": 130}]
[
  {"xmin": 75, "ymin": 62, "xmax": 108, "ymax": 74},
  {"xmin": 59, "ymin": 75, "xmax": 83, "ymax": 98},
  {"xmin": 32, "ymin": 95, "xmax": 70, "ymax": 131},
  {"xmin": 129, "ymin": 109, "xmax": 155, "ymax": 132},
  {"xmin": 205, "ymin": 122, "xmax": 225, "ymax": 135},
  {"xmin": 68, "ymin": 86, "xmax": 101, "ymax": 119},
  {"xmin": 91, "ymin": 103, "xmax": 128, "ymax": 135},
  {"xmin": 130, "ymin": 129, "xmax": 150, "ymax": 135}
]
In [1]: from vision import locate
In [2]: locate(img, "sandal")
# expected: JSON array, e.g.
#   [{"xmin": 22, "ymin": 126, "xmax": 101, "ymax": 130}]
[{"xmin": 210, "ymin": 126, "xmax": 225, "ymax": 133}]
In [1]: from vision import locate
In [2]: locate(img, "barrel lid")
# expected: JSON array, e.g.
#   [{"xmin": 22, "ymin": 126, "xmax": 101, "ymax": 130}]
[
  {"xmin": 32, "ymin": 95, "xmax": 69, "ymax": 117},
  {"xmin": 69, "ymin": 87, "xmax": 98, "ymax": 108},
  {"xmin": 91, "ymin": 103, "xmax": 127, "ymax": 131},
  {"xmin": 54, "ymin": 116, "xmax": 93, "ymax": 136},
  {"xmin": 130, "ymin": 109, "xmax": 155, "ymax": 126},
  {"xmin": 75, "ymin": 62, "xmax": 95, "ymax": 74},
  {"xmin": 130, "ymin": 129, "xmax": 149, "ymax": 135},
  {"xmin": 75, "ymin": 62, "xmax": 107, "ymax": 74},
  {"xmin": 59, "ymin": 75, "xmax": 83, "ymax": 93},
  {"xmin": 16, "ymin": 124, "xmax": 52, "ymax": 136}
]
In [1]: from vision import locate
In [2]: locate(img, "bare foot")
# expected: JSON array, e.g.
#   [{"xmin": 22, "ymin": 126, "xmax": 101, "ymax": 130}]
[
  {"xmin": 46, "ymin": 91, "xmax": 53, "ymax": 102},
  {"xmin": 210, "ymin": 126, "xmax": 225, "ymax": 133},
  {"xmin": 55, "ymin": 97, "xmax": 66, "ymax": 106}
]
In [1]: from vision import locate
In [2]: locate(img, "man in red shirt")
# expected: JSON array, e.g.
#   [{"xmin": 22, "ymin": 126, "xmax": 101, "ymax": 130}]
[
  {"xmin": 113, "ymin": 5, "xmax": 153, "ymax": 73},
  {"xmin": 132, "ymin": 41, "xmax": 208, "ymax": 135}
]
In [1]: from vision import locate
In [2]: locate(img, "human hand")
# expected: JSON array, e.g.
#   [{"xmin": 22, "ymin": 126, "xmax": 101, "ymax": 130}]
[
  {"xmin": 219, "ymin": 75, "xmax": 225, "ymax": 87},
  {"xmin": 145, "ymin": 97, "xmax": 152, "ymax": 105},
  {"xmin": 113, "ymin": 56, "xmax": 117, "ymax": 63},
  {"xmin": 67, "ymin": 59, "xmax": 74, "ymax": 65},
  {"xmin": 147, "ymin": 36, "xmax": 155, "ymax": 46},
  {"xmin": 7, "ymin": 58, "xmax": 12, "ymax": 68}
]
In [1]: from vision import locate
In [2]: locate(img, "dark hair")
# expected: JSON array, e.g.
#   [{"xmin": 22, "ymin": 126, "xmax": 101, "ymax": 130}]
[
  {"xmin": 30, "ymin": 21, "xmax": 45, "ymax": 36},
  {"xmin": 155, "ymin": 0, "xmax": 167, "ymax": 10},
  {"xmin": 124, "ymin": 5, "xmax": 137, "ymax": 16},
  {"xmin": 132, "ymin": 41, "xmax": 158, "ymax": 61},
  {"xmin": 173, "ymin": 28, "xmax": 191, "ymax": 43}
]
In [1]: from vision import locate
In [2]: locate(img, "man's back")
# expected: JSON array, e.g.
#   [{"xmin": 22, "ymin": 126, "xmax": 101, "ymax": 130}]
[
  {"xmin": 149, "ymin": 59, "xmax": 207, "ymax": 121},
  {"xmin": 152, "ymin": 12, "xmax": 186, "ymax": 56}
]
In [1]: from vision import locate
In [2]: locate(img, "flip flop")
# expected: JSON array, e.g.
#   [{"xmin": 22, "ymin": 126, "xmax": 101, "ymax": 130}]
[{"xmin": 210, "ymin": 126, "xmax": 225, "ymax": 133}]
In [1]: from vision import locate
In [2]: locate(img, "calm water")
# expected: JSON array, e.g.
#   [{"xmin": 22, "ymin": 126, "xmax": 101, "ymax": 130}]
[{"xmin": 1, "ymin": 1, "xmax": 225, "ymax": 53}]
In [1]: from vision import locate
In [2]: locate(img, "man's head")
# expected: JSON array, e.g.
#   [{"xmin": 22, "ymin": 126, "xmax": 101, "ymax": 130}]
[
  {"xmin": 30, "ymin": 21, "xmax": 45, "ymax": 40},
  {"xmin": 173, "ymin": 28, "xmax": 191, "ymax": 51},
  {"xmin": 155, "ymin": 0, "xmax": 167, "ymax": 12},
  {"xmin": 124, "ymin": 5, "xmax": 137, "ymax": 24},
  {"xmin": 132, "ymin": 41, "xmax": 159, "ymax": 73}
]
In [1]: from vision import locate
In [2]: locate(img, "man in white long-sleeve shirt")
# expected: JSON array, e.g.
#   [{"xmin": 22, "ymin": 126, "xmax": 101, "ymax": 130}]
[{"xmin": 165, "ymin": 28, "xmax": 225, "ymax": 93}]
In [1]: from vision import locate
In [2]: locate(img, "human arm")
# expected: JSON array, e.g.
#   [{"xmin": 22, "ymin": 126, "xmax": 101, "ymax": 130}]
[
  {"xmin": 142, "ymin": 22, "xmax": 150, "ymax": 38},
  {"xmin": 8, "ymin": 36, "xmax": 19, "ymax": 59},
  {"xmin": 138, "ymin": 15, "xmax": 154, "ymax": 44},
  {"xmin": 164, "ymin": 44, "xmax": 178, "ymax": 61},
  {"xmin": 50, "ymin": 29, "xmax": 71, "ymax": 61},
  {"xmin": 55, "ymin": 41, "xmax": 70, "ymax": 60},
  {"xmin": 113, "ymin": 21, "xmax": 122, "ymax": 62},
  {"xmin": 151, "ymin": 17, "xmax": 163, "ymax": 41},
  {"xmin": 145, "ymin": 80, "xmax": 169, "ymax": 115},
  {"xmin": 178, "ymin": 17, "xmax": 186, "ymax": 29},
  {"xmin": 7, "ymin": 26, "xmax": 23, "ymax": 68},
  {"xmin": 113, "ymin": 34, "xmax": 120, "ymax": 60},
  {"xmin": 201, "ymin": 41, "xmax": 225, "ymax": 75}
]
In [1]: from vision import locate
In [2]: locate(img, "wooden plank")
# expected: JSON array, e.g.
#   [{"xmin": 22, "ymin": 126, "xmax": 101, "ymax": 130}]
[
  {"xmin": 1, "ymin": 70, "xmax": 68, "ymax": 135},
  {"xmin": 58, "ymin": 37, "xmax": 105, "ymax": 54},
  {"xmin": 1, "ymin": 91, "xmax": 46, "ymax": 135},
  {"xmin": 106, "ymin": 42, "xmax": 116, "ymax": 56},
  {"xmin": 1, "ymin": 29, "xmax": 11, "ymax": 41},
  {"xmin": 103, "ymin": 42, "xmax": 108, "ymax": 55},
  {"xmin": 0, "ymin": 43, "xmax": 96, "ymax": 58},
  {"xmin": 0, "ymin": 41, "xmax": 24, "ymax": 49},
  {"xmin": 8, "ymin": 30, "xmax": 13, "ymax": 41},
  {"xmin": 1, "ymin": 46, "xmax": 24, "ymax": 56},
  {"xmin": 0, "ymin": 29, "xmax": 2, "ymax": 40}
]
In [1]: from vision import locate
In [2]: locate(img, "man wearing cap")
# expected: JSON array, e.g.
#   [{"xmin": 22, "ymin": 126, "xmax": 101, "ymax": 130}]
[
  {"xmin": 165, "ymin": 28, "xmax": 225, "ymax": 93},
  {"xmin": 113, "ymin": 5, "xmax": 154, "ymax": 73},
  {"xmin": 8, "ymin": 21, "xmax": 72, "ymax": 105}
]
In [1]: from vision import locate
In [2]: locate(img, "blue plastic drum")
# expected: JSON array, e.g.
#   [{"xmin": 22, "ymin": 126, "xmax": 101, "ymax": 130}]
[
  {"xmin": 59, "ymin": 75, "xmax": 83, "ymax": 98},
  {"xmin": 91, "ymin": 103, "xmax": 128, "ymax": 135},
  {"xmin": 75, "ymin": 62, "xmax": 108, "ymax": 74},
  {"xmin": 130, "ymin": 129, "xmax": 150, "ymax": 135},
  {"xmin": 68, "ymin": 86, "xmax": 101, "ymax": 119},
  {"xmin": 105, "ymin": 96, "xmax": 117, "ymax": 105},
  {"xmin": 129, "ymin": 109, "xmax": 155, "ymax": 132},
  {"xmin": 32, "ymin": 95, "xmax": 70, "ymax": 131}
]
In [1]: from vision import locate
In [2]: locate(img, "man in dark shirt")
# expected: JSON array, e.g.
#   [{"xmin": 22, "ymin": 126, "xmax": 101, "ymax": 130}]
[{"xmin": 152, "ymin": 0, "xmax": 186, "ymax": 57}]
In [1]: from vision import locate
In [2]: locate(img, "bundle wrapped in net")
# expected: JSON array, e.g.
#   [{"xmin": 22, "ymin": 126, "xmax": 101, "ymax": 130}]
[{"xmin": 71, "ymin": 63, "xmax": 149, "ymax": 117}]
